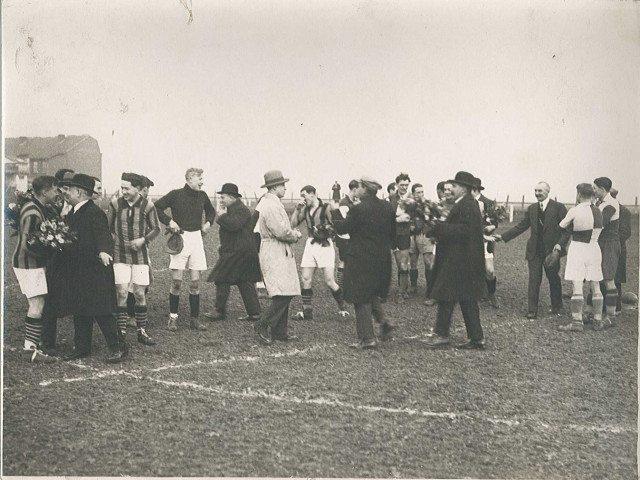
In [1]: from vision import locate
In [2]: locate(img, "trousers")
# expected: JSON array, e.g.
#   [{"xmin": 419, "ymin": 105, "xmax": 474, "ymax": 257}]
[
  {"xmin": 527, "ymin": 252, "xmax": 562, "ymax": 314},
  {"xmin": 354, "ymin": 297, "xmax": 386, "ymax": 341},
  {"xmin": 215, "ymin": 282, "xmax": 260, "ymax": 316},
  {"xmin": 261, "ymin": 296, "xmax": 293, "ymax": 340},
  {"xmin": 73, "ymin": 315, "xmax": 121, "ymax": 355},
  {"xmin": 434, "ymin": 300, "xmax": 484, "ymax": 342}
]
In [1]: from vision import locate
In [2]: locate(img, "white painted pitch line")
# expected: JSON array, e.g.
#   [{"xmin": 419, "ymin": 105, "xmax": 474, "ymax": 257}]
[{"xmin": 37, "ymin": 344, "xmax": 335, "ymax": 386}]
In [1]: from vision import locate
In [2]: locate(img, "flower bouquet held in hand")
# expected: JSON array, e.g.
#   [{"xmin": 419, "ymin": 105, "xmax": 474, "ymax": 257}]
[
  {"xmin": 311, "ymin": 222, "xmax": 335, "ymax": 247},
  {"xmin": 5, "ymin": 190, "xmax": 34, "ymax": 235},
  {"xmin": 400, "ymin": 196, "xmax": 446, "ymax": 237},
  {"xmin": 27, "ymin": 218, "xmax": 77, "ymax": 253},
  {"xmin": 482, "ymin": 203, "xmax": 508, "ymax": 234}
]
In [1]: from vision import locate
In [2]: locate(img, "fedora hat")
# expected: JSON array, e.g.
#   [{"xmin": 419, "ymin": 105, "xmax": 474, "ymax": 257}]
[
  {"xmin": 447, "ymin": 171, "xmax": 476, "ymax": 189},
  {"xmin": 165, "ymin": 231, "xmax": 184, "ymax": 255},
  {"xmin": 472, "ymin": 177, "xmax": 485, "ymax": 191},
  {"xmin": 58, "ymin": 171, "xmax": 76, "ymax": 186},
  {"xmin": 67, "ymin": 173, "xmax": 98, "ymax": 195},
  {"xmin": 217, "ymin": 183, "xmax": 242, "ymax": 197},
  {"xmin": 261, "ymin": 170, "xmax": 290, "ymax": 189}
]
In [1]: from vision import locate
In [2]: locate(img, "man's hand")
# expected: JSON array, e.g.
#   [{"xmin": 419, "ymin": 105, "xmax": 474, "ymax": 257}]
[
  {"xmin": 493, "ymin": 234, "xmax": 503, "ymax": 242},
  {"xmin": 130, "ymin": 238, "xmax": 146, "ymax": 251},
  {"xmin": 553, "ymin": 244, "xmax": 562, "ymax": 253},
  {"xmin": 296, "ymin": 200, "xmax": 306, "ymax": 210},
  {"xmin": 168, "ymin": 219, "xmax": 180, "ymax": 233},
  {"xmin": 397, "ymin": 213, "xmax": 411, "ymax": 223},
  {"xmin": 98, "ymin": 252, "xmax": 113, "ymax": 266},
  {"xmin": 201, "ymin": 221, "xmax": 211, "ymax": 235}
]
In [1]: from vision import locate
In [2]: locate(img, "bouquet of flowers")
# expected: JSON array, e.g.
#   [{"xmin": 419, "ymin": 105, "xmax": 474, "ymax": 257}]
[
  {"xmin": 310, "ymin": 223, "xmax": 335, "ymax": 247},
  {"xmin": 5, "ymin": 190, "xmax": 35, "ymax": 235},
  {"xmin": 482, "ymin": 203, "xmax": 508, "ymax": 233},
  {"xmin": 400, "ymin": 196, "xmax": 446, "ymax": 236},
  {"xmin": 27, "ymin": 218, "xmax": 77, "ymax": 253}
]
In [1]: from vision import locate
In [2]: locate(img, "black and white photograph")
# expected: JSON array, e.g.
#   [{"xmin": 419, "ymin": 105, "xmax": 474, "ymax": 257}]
[{"xmin": 2, "ymin": 1, "xmax": 639, "ymax": 478}]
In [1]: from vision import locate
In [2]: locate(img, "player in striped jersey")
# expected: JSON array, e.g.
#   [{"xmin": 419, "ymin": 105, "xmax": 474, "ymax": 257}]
[
  {"xmin": 557, "ymin": 183, "xmax": 605, "ymax": 332},
  {"xmin": 12, "ymin": 176, "xmax": 60, "ymax": 363},
  {"xmin": 107, "ymin": 173, "xmax": 161, "ymax": 345},
  {"xmin": 591, "ymin": 177, "xmax": 621, "ymax": 324}
]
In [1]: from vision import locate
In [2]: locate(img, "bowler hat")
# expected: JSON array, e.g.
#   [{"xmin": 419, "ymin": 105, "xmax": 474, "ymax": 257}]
[
  {"xmin": 67, "ymin": 173, "xmax": 98, "ymax": 195},
  {"xmin": 447, "ymin": 171, "xmax": 476, "ymax": 189},
  {"xmin": 472, "ymin": 177, "xmax": 485, "ymax": 191},
  {"xmin": 217, "ymin": 183, "xmax": 242, "ymax": 197},
  {"xmin": 261, "ymin": 170, "xmax": 290, "ymax": 189},
  {"xmin": 165, "ymin": 231, "xmax": 184, "ymax": 255}
]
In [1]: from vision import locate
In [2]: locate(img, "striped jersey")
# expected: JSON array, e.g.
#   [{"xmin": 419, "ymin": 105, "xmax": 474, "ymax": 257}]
[
  {"xmin": 108, "ymin": 196, "xmax": 160, "ymax": 265},
  {"xmin": 597, "ymin": 193, "xmax": 620, "ymax": 242},
  {"xmin": 559, "ymin": 202, "xmax": 603, "ymax": 244},
  {"xmin": 12, "ymin": 198, "xmax": 48, "ymax": 269}
]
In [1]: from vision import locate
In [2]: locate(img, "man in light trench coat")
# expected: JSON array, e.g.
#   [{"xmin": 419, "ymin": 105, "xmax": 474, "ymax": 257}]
[{"xmin": 253, "ymin": 170, "xmax": 303, "ymax": 344}]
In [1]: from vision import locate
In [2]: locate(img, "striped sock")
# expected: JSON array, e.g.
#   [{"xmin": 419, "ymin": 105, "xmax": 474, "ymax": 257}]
[
  {"xmin": 115, "ymin": 306, "xmax": 128, "ymax": 335},
  {"xmin": 605, "ymin": 288, "xmax": 618, "ymax": 317},
  {"xmin": 135, "ymin": 305, "xmax": 148, "ymax": 331},
  {"xmin": 302, "ymin": 288, "xmax": 313, "ymax": 309},
  {"xmin": 24, "ymin": 316, "xmax": 42, "ymax": 350},
  {"xmin": 169, "ymin": 293, "xmax": 180, "ymax": 314},
  {"xmin": 337, "ymin": 268, "xmax": 344, "ymax": 289}
]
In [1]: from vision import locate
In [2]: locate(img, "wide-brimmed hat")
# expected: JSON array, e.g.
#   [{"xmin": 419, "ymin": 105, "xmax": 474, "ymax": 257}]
[
  {"xmin": 165, "ymin": 231, "xmax": 184, "ymax": 255},
  {"xmin": 261, "ymin": 170, "xmax": 290, "ymax": 189},
  {"xmin": 447, "ymin": 171, "xmax": 476, "ymax": 189},
  {"xmin": 217, "ymin": 183, "xmax": 242, "ymax": 197},
  {"xmin": 67, "ymin": 173, "xmax": 98, "ymax": 195},
  {"xmin": 472, "ymin": 177, "xmax": 485, "ymax": 191}
]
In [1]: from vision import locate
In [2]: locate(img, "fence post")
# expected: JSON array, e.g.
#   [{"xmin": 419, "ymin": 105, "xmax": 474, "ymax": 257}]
[
  {"xmin": 635, "ymin": 196, "xmax": 638, "ymax": 206},
  {"xmin": 505, "ymin": 194, "xmax": 509, "ymax": 209},
  {"xmin": 509, "ymin": 205, "xmax": 515, "ymax": 223},
  {"xmin": 521, "ymin": 195, "xmax": 525, "ymax": 209}
]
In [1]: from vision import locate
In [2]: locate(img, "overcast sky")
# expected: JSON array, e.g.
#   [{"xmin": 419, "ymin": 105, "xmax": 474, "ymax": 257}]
[{"xmin": 3, "ymin": 0, "xmax": 639, "ymax": 203}]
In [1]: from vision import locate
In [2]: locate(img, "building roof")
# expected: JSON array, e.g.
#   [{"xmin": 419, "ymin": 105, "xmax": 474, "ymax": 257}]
[{"xmin": 4, "ymin": 135, "xmax": 100, "ymax": 161}]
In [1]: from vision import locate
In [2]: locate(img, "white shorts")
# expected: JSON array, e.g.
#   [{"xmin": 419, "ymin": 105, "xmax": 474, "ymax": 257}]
[
  {"xmin": 483, "ymin": 240, "xmax": 494, "ymax": 259},
  {"xmin": 114, "ymin": 263, "xmax": 150, "ymax": 286},
  {"xmin": 564, "ymin": 241, "xmax": 603, "ymax": 282},
  {"xmin": 300, "ymin": 238, "xmax": 336, "ymax": 269},
  {"xmin": 169, "ymin": 230, "xmax": 208, "ymax": 271},
  {"xmin": 13, "ymin": 267, "xmax": 48, "ymax": 298},
  {"xmin": 409, "ymin": 234, "xmax": 435, "ymax": 255}
]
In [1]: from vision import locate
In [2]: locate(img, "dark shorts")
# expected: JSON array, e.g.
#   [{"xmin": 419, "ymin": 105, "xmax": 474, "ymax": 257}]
[
  {"xmin": 335, "ymin": 237, "xmax": 349, "ymax": 261},
  {"xmin": 600, "ymin": 240, "xmax": 621, "ymax": 281},
  {"xmin": 392, "ymin": 234, "xmax": 411, "ymax": 251}
]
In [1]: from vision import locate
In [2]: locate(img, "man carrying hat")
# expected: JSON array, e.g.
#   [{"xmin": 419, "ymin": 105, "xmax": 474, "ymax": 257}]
[
  {"xmin": 204, "ymin": 183, "xmax": 262, "ymax": 322},
  {"xmin": 252, "ymin": 170, "xmax": 303, "ymax": 344},
  {"xmin": 333, "ymin": 176, "xmax": 396, "ymax": 349},
  {"xmin": 155, "ymin": 168, "xmax": 216, "ymax": 332},
  {"xmin": 63, "ymin": 174, "xmax": 127, "ymax": 363},
  {"xmin": 422, "ymin": 171, "xmax": 487, "ymax": 350},
  {"xmin": 107, "ymin": 172, "xmax": 161, "ymax": 345},
  {"xmin": 471, "ymin": 177, "xmax": 500, "ymax": 308}
]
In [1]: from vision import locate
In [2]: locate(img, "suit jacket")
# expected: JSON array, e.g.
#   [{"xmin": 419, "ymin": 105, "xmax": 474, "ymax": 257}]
[
  {"xmin": 428, "ymin": 194, "xmax": 486, "ymax": 301},
  {"xmin": 208, "ymin": 199, "xmax": 261, "ymax": 285},
  {"xmin": 334, "ymin": 195, "xmax": 396, "ymax": 304},
  {"xmin": 615, "ymin": 204, "xmax": 631, "ymax": 283},
  {"xmin": 67, "ymin": 200, "xmax": 117, "ymax": 316},
  {"xmin": 501, "ymin": 199, "xmax": 567, "ymax": 260}
]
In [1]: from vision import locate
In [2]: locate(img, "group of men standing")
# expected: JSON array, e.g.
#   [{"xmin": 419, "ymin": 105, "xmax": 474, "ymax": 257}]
[{"xmin": 11, "ymin": 164, "xmax": 632, "ymax": 362}]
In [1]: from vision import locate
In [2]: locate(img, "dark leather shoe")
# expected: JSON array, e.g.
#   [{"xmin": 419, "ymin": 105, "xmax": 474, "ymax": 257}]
[
  {"xmin": 526, "ymin": 312, "xmax": 537, "ymax": 320},
  {"xmin": 190, "ymin": 317, "xmax": 207, "ymax": 331},
  {"xmin": 137, "ymin": 329, "xmax": 156, "ymax": 346},
  {"xmin": 63, "ymin": 351, "xmax": 90, "ymax": 361},
  {"xmin": 238, "ymin": 315, "xmax": 261, "ymax": 322},
  {"xmin": 253, "ymin": 322, "xmax": 272, "ymax": 345},
  {"xmin": 349, "ymin": 339, "xmax": 377, "ymax": 349},
  {"xmin": 204, "ymin": 310, "xmax": 226, "ymax": 321},
  {"xmin": 456, "ymin": 340, "xmax": 486, "ymax": 350},
  {"xmin": 272, "ymin": 334, "xmax": 299, "ymax": 342},
  {"xmin": 379, "ymin": 323, "xmax": 394, "ymax": 342},
  {"xmin": 420, "ymin": 334, "xmax": 451, "ymax": 347},
  {"xmin": 106, "ymin": 344, "xmax": 128, "ymax": 363}
]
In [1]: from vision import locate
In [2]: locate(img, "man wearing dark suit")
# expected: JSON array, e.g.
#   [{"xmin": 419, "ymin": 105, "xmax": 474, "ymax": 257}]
[
  {"xmin": 333, "ymin": 176, "xmax": 396, "ymax": 349},
  {"xmin": 608, "ymin": 188, "xmax": 631, "ymax": 314},
  {"xmin": 63, "ymin": 174, "xmax": 127, "ymax": 363},
  {"xmin": 495, "ymin": 181, "xmax": 567, "ymax": 319},
  {"xmin": 422, "ymin": 171, "xmax": 487, "ymax": 349}
]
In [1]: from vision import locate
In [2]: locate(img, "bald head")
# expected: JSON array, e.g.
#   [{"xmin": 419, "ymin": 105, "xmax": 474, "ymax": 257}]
[{"xmin": 534, "ymin": 182, "xmax": 550, "ymax": 202}]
